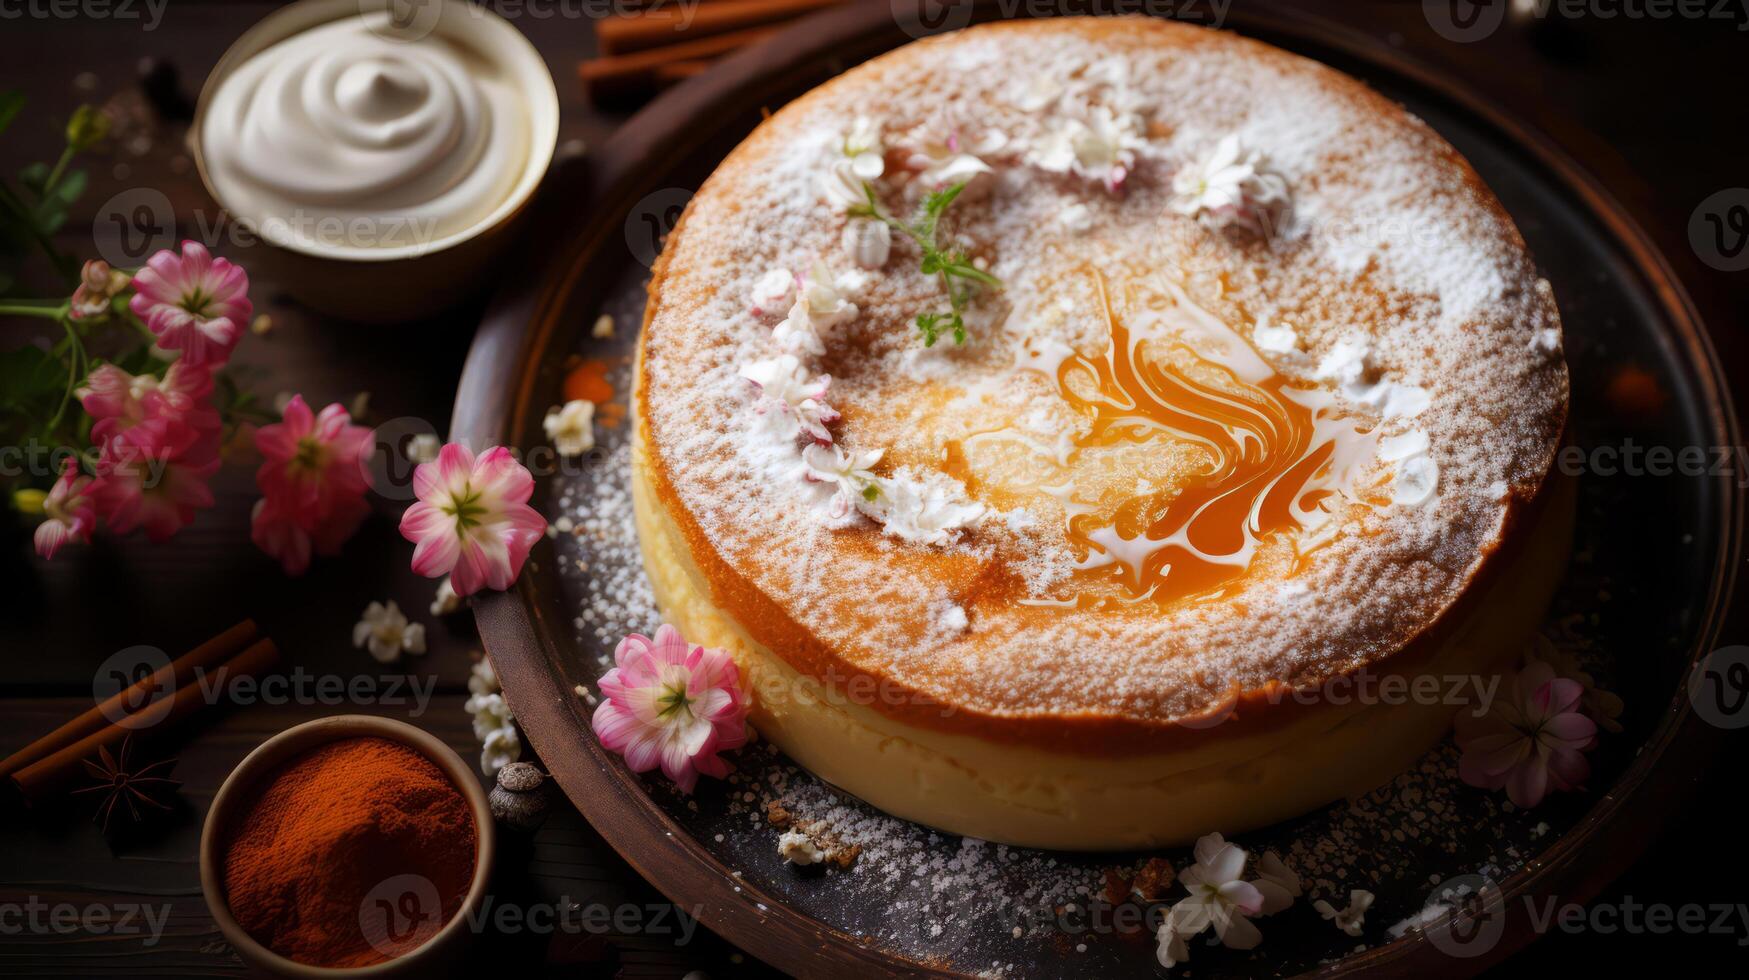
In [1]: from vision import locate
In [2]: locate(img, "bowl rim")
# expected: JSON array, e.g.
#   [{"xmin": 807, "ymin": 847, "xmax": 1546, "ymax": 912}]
[
  {"xmin": 188, "ymin": 0, "xmax": 560, "ymax": 264},
  {"xmin": 197, "ymin": 714, "xmax": 497, "ymax": 978}
]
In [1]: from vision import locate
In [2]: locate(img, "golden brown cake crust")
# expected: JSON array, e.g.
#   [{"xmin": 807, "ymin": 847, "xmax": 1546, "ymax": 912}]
[{"xmin": 635, "ymin": 17, "xmax": 1569, "ymax": 754}]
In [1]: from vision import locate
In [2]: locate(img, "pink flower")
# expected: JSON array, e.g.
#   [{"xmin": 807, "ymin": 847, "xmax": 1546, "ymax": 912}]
[
  {"xmin": 69, "ymin": 259, "xmax": 129, "ymax": 322},
  {"xmin": 79, "ymin": 361, "xmax": 220, "ymax": 453},
  {"xmin": 92, "ymin": 415, "xmax": 220, "ymax": 542},
  {"xmin": 398, "ymin": 443, "xmax": 545, "ymax": 597},
  {"xmin": 254, "ymin": 395, "xmax": 373, "ymax": 526},
  {"xmin": 1455, "ymin": 661, "xmax": 1598, "ymax": 808},
  {"xmin": 251, "ymin": 493, "xmax": 370, "ymax": 576},
  {"xmin": 33, "ymin": 458, "xmax": 101, "ymax": 559},
  {"xmin": 591, "ymin": 625, "xmax": 749, "ymax": 792},
  {"xmin": 128, "ymin": 241, "xmax": 251, "ymax": 366}
]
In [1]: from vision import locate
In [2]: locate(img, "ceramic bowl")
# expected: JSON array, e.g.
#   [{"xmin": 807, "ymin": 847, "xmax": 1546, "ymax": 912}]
[
  {"xmin": 198, "ymin": 715, "xmax": 496, "ymax": 979},
  {"xmin": 189, "ymin": 0, "xmax": 559, "ymax": 322}
]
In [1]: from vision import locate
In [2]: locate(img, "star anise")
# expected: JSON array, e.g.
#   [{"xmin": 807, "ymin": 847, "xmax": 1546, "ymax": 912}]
[{"xmin": 71, "ymin": 736, "xmax": 181, "ymax": 833}]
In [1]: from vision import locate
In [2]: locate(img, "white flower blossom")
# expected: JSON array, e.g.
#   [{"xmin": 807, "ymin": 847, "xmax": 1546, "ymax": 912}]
[
  {"xmin": 430, "ymin": 576, "xmax": 462, "ymax": 616},
  {"xmin": 1031, "ymin": 104, "xmax": 1144, "ymax": 191},
  {"xmin": 1313, "ymin": 890, "xmax": 1374, "ymax": 937},
  {"xmin": 468, "ymin": 657, "xmax": 500, "ymax": 697},
  {"xmin": 841, "ymin": 115, "xmax": 885, "ymax": 179},
  {"xmin": 864, "ymin": 469, "xmax": 985, "ymax": 546},
  {"xmin": 739, "ymin": 354, "xmax": 840, "ymax": 444},
  {"xmin": 906, "ymin": 130, "xmax": 1003, "ymax": 199},
  {"xmin": 820, "ymin": 157, "xmax": 868, "ymax": 213},
  {"xmin": 479, "ymin": 723, "xmax": 521, "ymax": 776},
  {"xmin": 407, "ymin": 432, "xmax": 441, "ymax": 464},
  {"xmin": 544, "ymin": 399, "xmax": 596, "ymax": 457},
  {"xmin": 842, "ymin": 218, "xmax": 891, "ymax": 268},
  {"xmin": 1170, "ymin": 134, "xmax": 1291, "ymax": 237},
  {"xmin": 1154, "ymin": 833, "xmax": 1295, "ymax": 967},
  {"xmin": 773, "ymin": 262, "xmax": 863, "ymax": 355},
  {"xmin": 465, "ymin": 660, "xmax": 520, "ymax": 777},
  {"xmin": 748, "ymin": 267, "xmax": 797, "ymax": 318},
  {"xmin": 801, "ymin": 442, "xmax": 885, "ymax": 519},
  {"xmin": 467, "ymin": 691, "xmax": 514, "ymax": 741},
  {"xmin": 352, "ymin": 600, "xmax": 426, "ymax": 663}
]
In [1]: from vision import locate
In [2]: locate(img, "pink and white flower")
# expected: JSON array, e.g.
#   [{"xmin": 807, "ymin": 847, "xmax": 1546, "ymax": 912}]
[
  {"xmin": 748, "ymin": 268, "xmax": 797, "ymax": 319},
  {"xmin": 772, "ymin": 262, "xmax": 864, "ymax": 356},
  {"xmin": 92, "ymin": 414, "xmax": 220, "ymax": 542},
  {"xmin": 79, "ymin": 361, "xmax": 221, "ymax": 454},
  {"xmin": 399, "ymin": 443, "xmax": 546, "ymax": 597},
  {"xmin": 1170, "ymin": 135, "xmax": 1291, "ymax": 238},
  {"xmin": 904, "ymin": 128, "xmax": 1003, "ymax": 199},
  {"xmin": 1029, "ymin": 105, "xmax": 1143, "ymax": 193},
  {"xmin": 33, "ymin": 458, "xmax": 101, "ymax": 559},
  {"xmin": 801, "ymin": 442, "xmax": 884, "ymax": 519},
  {"xmin": 1155, "ymin": 833, "xmax": 1295, "ymax": 968},
  {"xmin": 739, "ymin": 354, "xmax": 839, "ymax": 445},
  {"xmin": 591, "ymin": 624, "xmax": 749, "ymax": 793},
  {"xmin": 1455, "ymin": 660, "xmax": 1597, "ymax": 808},
  {"xmin": 128, "ymin": 240, "xmax": 251, "ymax": 366},
  {"xmin": 69, "ymin": 259, "xmax": 129, "ymax": 322},
  {"xmin": 254, "ymin": 395, "xmax": 373, "ymax": 526}
]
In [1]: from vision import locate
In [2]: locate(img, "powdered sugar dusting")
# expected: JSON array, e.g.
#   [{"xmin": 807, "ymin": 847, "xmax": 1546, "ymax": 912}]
[{"xmin": 639, "ymin": 17, "xmax": 1568, "ymax": 728}]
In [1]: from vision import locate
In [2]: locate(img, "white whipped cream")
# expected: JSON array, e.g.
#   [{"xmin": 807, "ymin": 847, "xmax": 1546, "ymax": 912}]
[
  {"xmin": 1251, "ymin": 317, "xmax": 1300, "ymax": 355},
  {"xmin": 1379, "ymin": 429, "xmax": 1438, "ymax": 506},
  {"xmin": 1315, "ymin": 339, "xmax": 1430, "ymax": 420},
  {"xmin": 201, "ymin": 10, "xmax": 538, "ymax": 255}
]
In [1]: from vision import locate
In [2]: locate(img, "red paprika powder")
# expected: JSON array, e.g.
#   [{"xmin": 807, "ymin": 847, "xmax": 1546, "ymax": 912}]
[{"xmin": 221, "ymin": 736, "xmax": 477, "ymax": 967}]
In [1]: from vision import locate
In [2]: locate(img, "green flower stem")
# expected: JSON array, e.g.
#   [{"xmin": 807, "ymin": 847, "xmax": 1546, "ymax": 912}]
[
  {"xmin": 40, "ymin": 145, "xmax": 76, "ymax": 200},
  {"xmin": 0, "ymin": 301, "xmax": 66, "ymax": 317},
  {"xmin": 44, "ymin": 314, "xmax": 85, "ymax": 432},
  {"xmin": 0, "ymin": 177, "xmax": 76, "ymax": 283},
  {"xmin": 852, "ymin": 180, "xmax": 1000, "ymax": 347}
]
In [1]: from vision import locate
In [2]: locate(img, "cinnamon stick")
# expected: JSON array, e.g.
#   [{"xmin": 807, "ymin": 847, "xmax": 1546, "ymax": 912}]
[
  {"xmin": 654, "ymin": 59, "xmax": 714, "ymax": 84},
  {"xmin": 580, "ymin": 25, "xmax": 778, "ymax": 103},
  {"xmin": 0, "ymin": 620, "xmax": 258, "ymax": 783},
  {"xmin": 12, "ymin": 636, "xmax": 281, "ymax": 806},
  {"xmin": 597, "ymin": 0, "xmax": 841, "ymax": 55}
]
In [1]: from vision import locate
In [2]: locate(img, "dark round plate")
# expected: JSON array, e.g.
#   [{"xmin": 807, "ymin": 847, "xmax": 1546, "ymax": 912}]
[{"xmin": 452, "ymin": 3, "xmax": 1741, "ymax": 976}]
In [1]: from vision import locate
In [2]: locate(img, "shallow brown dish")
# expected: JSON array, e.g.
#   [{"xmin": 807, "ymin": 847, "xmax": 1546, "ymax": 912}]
[
  {"xmin": 198, "ymin": 715, "xmax": 496, "ymax": 979},
  {"xmin": 453, "ymin": 2, "xmax": 1741, "ymax": 976}
]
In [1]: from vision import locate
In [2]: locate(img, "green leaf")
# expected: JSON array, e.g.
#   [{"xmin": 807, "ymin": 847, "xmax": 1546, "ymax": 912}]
[
  {"xmin": 45, "ymin": 169, "xmax": 86, "ymax": 209},
  {"xmin": 36, "ymin": 207, "xmax": 66, "ymax": 235},
  {"xmin": 924, "ymin": 182, "xmax": 964, "ymax": 217},
  {"xmin": 0, "ymin": 92, "xmax": 22, "ymax": 138},
  {"xmin": 18, "ymin": 163, "xmax": 46, "ymax": 197}
]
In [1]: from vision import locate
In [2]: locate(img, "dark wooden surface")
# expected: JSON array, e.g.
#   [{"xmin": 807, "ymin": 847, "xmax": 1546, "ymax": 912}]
[{"xmin": 1, "ymin": 1, "xmax": 1745, "ymax": 976}]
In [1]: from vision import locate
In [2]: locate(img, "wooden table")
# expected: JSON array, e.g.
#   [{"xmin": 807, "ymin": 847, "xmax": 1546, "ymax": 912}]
[{"xmin": 1, "ymin": 1, "xmax": 1744, "ymax": 974}]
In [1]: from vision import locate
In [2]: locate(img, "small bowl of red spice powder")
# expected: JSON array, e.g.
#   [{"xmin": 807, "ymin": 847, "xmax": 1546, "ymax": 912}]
[{"xmin": 200, "ymin": 716, "xmax": 494, "ymax": 977}]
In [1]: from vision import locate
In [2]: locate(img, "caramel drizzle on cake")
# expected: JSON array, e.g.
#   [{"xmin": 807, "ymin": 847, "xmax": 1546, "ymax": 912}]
[{"xmin": 1042, "ymin": 273, "xmax": 1377, "ymax": 606}]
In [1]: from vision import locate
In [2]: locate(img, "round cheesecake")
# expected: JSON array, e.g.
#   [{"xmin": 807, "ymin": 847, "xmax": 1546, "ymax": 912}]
[{"xmin": 631, "ymin": 17, "xmax": 1570, "ymax": 849}]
